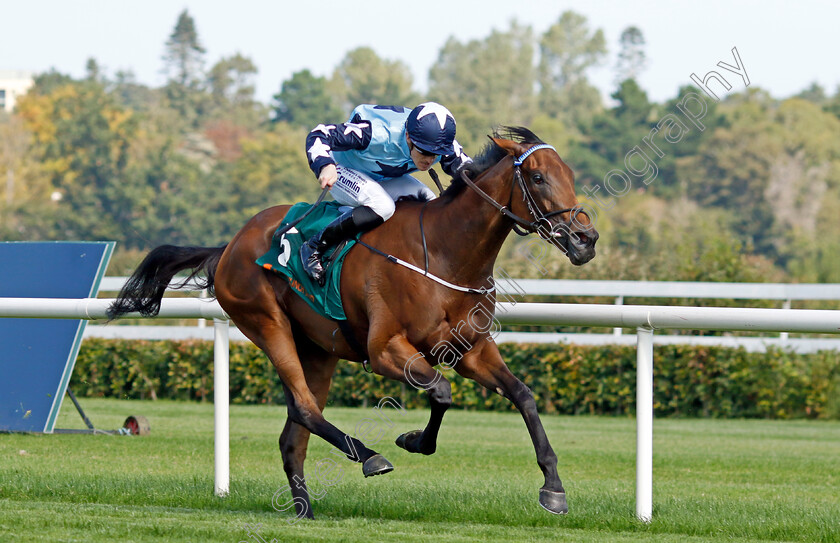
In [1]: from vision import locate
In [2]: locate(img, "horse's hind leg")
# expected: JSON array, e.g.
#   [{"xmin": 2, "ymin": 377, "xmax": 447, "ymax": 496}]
[
  {"xmin": 238, "ymin": 310, "xmax": 393, "ymax": 478},
  {"xmin": 277, "ymin": 418, "xmax": 313, "ymax": 520},
  {"xmin": 277, "ymin": 338, "xmax": 337, "ymax": 521}
]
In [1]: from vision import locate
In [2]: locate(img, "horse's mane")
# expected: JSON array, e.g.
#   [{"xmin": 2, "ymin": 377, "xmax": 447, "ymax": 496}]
[{"xmin": 440, "ymin": 126, "xmax": 545, "ymax": 199}]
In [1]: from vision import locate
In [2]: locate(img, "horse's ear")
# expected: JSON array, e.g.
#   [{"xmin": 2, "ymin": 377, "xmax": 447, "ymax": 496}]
[{"xmin": 489, "ymin": 136, "xmax": 526, "ymax": 158}]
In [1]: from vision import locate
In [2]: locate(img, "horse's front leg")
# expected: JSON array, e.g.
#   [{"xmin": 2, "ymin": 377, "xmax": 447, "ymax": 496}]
[
  {"xmin": 369, "ymin": 334, "xmax": 451, "ymax": 455},
  {"xmin": 454, "ymin": 340, "xmax": 568, "ymax": 515}
]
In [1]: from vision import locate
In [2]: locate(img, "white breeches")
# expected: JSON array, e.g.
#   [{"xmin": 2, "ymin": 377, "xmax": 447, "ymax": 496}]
[{"xmin": 329, "ymin": 166, "xmax": 436, "ymax": 220}]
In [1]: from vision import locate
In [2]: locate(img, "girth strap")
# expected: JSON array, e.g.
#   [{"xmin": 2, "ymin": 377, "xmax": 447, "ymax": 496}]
[{"xmin": 337, "ymin": 318, "xmax": 369, "ymax": 361}]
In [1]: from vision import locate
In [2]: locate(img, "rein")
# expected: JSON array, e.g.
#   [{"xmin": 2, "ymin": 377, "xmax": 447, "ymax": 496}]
[
  {"xmin": 459, "ymin": 144, "xmax": 585, "ymax": 242},
  {"xmin": 353, "ymin": 144, "xmax": 578, "ymax": 296},
  {"xmin": 358, "ymin": 143, "xmax": 583, "ymax": 294}
]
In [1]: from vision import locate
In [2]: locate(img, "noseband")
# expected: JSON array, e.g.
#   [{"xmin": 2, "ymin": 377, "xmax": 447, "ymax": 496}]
[{"xmin": 459, "ymin": 144, "xmax": 586, "ymax": 242}]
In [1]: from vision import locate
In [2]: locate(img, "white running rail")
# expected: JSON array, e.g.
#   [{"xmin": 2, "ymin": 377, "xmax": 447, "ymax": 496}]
[{"xmin": 3, "ymin": 297, "xmax": 840, "ymax": 521}]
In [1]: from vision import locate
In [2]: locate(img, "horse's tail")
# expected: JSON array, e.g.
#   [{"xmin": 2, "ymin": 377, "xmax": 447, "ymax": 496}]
[{"xmin": 107, "ymin": 244, "xmax": 227, "ymax": 320}]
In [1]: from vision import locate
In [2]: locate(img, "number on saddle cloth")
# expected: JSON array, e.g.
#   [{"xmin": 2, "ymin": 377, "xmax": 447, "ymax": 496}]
[{"xmin": 255, "ymin": 201, "xmax": 356, "ymax": 321}]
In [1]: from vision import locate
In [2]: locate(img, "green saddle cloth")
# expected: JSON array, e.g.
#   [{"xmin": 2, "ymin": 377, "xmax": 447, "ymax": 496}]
[{"xmin": 255, "ymin": 201, "xmax": 357, "ymax": 321}]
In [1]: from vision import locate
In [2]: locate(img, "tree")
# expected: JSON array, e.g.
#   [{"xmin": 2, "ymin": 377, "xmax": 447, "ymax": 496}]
[
  {"xmin": 15, "ymin": 79, "xmax": 139, "ymax": 241},
  {"xmin": 228, "ymin": 124, "xmax": 319, "ymax": 219},
  {"xmin": 85, "ymin": 58, "xmax": 103, "ymax": 83},
  {"xmin": 539, "ymin": 11, "xmax": 607, "ymax": 120},
  {"xmin": 795, "ymin": 82, "xmax": 827, "ymax": 105},
  {"xmin": 162, "ymin": 10, "xmax": 208, "ymax": 126},
  {"xmin": 652, "ymin": 85, "xmax": 723, "ymax": 198},
  {"xmin": 762, "ymin": 98, "xmax": 840, "ymax": 273},
  {"xmin": 614, "ymin": 26, "xmax": 647, "ymax": 85},
  {"xmin": 538, "ymin": 11, "xmax": 607, "ymax": 124},
  {"xmin": 0, "ymin": 114, "xmax": 54, "ymax": 238},
  {"xmin": 206, "ymin": 53, "xmax": 264, "ymax": 128},
  {"xmin": 787, "ymin": 196, "xmax": 840, "ymax": 282},
  {"xmin": 112, "ymin": 70, "xmax": 159, "ymax": 112},
  {"xmin": 271, "ymin": 69, "xmax": 344, "ymax": 129},
  {"xmin": 429, "ymin": 21, "xmax": 536, "ymax": 126},
  {"xmin": 566, "ymin": 79, "xmax": 653, "ymax": 185},
  {"xmin": 540, "ymin": 12, "xmax": 606, "ymax": 87},
  {"xmin": 824, "ymin": 85, "xmax": 840, "ymax": 120},
  {"xmin": 528, "ymin": 115, "xmax": 575, "ymax": 157},
  {"xmin": 162, "ymin": 10, "xmax": 206, "ymax": 88},
  {"xmin": 31, "ymin": 69, "xmax": 74, "ymax": 95},
  {"xmin": 680, "ymin": 89, "xmax": 817, "ymax": 257},
  {"xmin": 331, "ymin": 47, "xmax": 418, "ymax": 109},
  {"xmin": 208, "ymin": 53, "xmax": 257, "ymax": 107}
]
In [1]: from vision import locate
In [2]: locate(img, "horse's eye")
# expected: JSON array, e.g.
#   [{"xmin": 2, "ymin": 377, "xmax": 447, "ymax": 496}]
[{"xmin": 531, "ymin": 173, "xmax": 544, "ymax": 185}]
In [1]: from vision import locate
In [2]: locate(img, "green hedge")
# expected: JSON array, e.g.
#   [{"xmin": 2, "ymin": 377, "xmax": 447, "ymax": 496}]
[{"xmin": 70, "ymin": 339, "xmax": 840, "ymax": 419}]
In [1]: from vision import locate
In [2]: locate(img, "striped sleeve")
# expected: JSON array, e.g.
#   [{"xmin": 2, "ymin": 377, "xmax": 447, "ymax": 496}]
[{"xmin": 305, "ymin": 122, "xmax": 373, "ymax": 176}]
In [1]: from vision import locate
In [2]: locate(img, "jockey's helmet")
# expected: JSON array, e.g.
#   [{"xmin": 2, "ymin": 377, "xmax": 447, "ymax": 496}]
[{"xmin": 406, "ymin": 102, "xmax": 456, "ymax": 155}]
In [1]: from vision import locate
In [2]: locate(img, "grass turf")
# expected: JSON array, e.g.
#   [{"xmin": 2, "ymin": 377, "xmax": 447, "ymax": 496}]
[{"xmin": 0, "ymin": 398, "xmax": 838, "ymax": 542}]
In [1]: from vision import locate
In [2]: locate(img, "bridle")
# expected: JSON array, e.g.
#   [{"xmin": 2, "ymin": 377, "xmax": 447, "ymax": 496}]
[
  {"xmin": 459, "ymin": 143, "xmax": 587, "ymax": 245},
  {"xmin": 357, "ymin": 143, "xmax": 585, "ymax": 296}
]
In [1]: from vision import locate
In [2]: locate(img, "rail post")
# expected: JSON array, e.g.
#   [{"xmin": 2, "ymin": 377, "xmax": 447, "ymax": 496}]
[
  {"xmin": 213, "ymin": 318, "xmax": 230, "ymax": 497},
  {"xmin": 613, "ymin": 296, "xmax": 624, "ymax": 336},
  {"xmin": 636, "ymin": 326, "xmax": 654, "ymax": 522},
  {"xmin": 780, "ymin": 299, "xmax": 792, "ymax": 341}
]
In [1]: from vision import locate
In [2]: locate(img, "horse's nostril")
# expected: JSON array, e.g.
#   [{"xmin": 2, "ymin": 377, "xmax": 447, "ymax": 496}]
[{"xmin": 573, "ymin": 230, "xmax": 597, "ymax": 247}]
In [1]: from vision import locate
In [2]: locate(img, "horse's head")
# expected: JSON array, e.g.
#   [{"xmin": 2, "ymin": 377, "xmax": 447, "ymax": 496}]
[{"xmin": 489, "ymin": 129, "xmax": 598, "ymax": 266}]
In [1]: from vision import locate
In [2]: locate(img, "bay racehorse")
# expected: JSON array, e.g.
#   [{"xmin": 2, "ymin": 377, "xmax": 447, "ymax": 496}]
[{"xmin": 108, "ymin": 127, "xmax": 598, "ymax": 518}]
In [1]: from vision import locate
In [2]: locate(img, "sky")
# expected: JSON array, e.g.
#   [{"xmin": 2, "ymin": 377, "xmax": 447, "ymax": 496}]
[{"xmin": 2, "ymin": 0, "xmax": 839, "ymax": 106}]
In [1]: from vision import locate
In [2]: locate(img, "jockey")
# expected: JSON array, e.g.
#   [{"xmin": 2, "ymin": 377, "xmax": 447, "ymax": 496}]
[{"xmin": 301, "ymin": 102, "xmax": 472, "ymax": 285}]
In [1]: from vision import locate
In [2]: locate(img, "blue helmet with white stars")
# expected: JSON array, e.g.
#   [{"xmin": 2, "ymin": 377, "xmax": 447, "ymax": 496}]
[{"xmin": 406, "ymin": 102, "xmax": 456, "ymax": 155}]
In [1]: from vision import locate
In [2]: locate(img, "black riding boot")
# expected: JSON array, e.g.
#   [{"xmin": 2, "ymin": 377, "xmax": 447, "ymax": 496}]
[{"xmin": 300, "ymin": 206, "xmax": 384, "ymax": 286}]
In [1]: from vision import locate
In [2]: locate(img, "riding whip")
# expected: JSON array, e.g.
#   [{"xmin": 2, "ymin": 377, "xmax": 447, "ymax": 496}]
[{"xmin": 271, "ymin": 186, "xmax": 331, "ymax": 242}]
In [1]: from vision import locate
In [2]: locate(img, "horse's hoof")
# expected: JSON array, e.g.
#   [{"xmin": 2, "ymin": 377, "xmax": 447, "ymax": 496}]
[
  {"xmin": 539, "ymin": 488, "xmax": 568, "ymax": 515},
  {"xmin": 395, "ymin": 430, "xmax": 423, "ymax": 452},
  {"xmin": 362, "ymin": 454, "xmax": 393, "ymax": 478}
]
